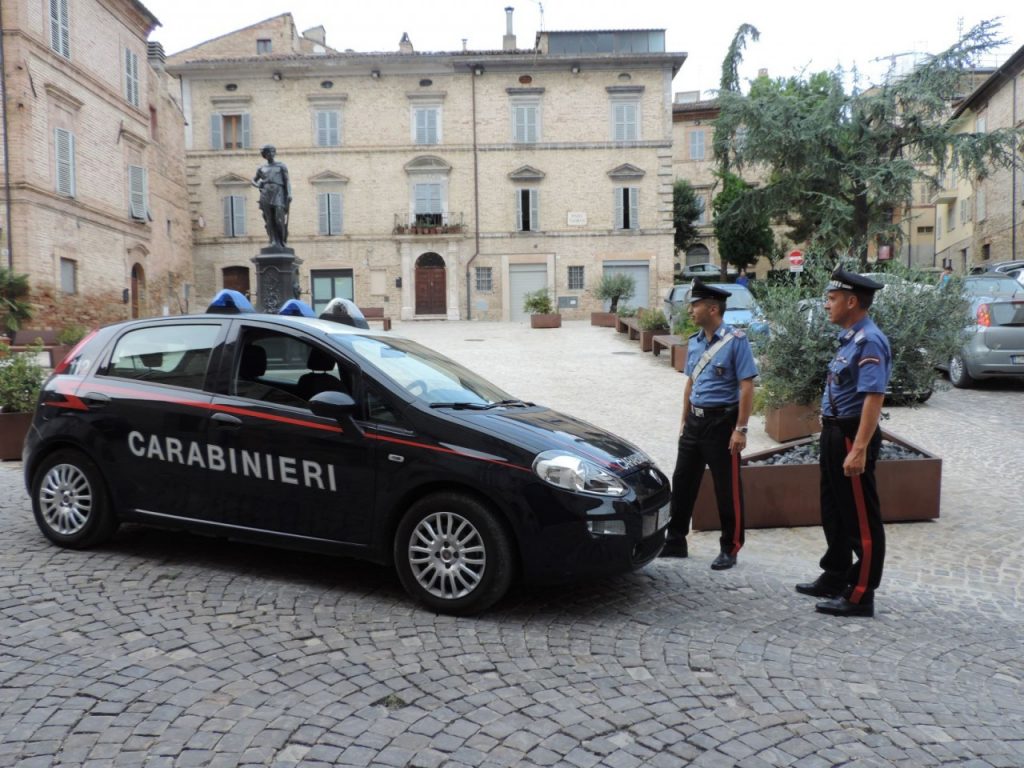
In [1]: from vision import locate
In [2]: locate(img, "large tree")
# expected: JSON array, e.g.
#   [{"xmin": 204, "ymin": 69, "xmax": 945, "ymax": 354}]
[
  {"xmin": 713, "ymin": 171, "xmax": 774, "ymax": 273},
  {"xmin": 672, "ymin": 179, "xmax": 704, "ymax": 256},
  {"xmin": 713, "ymin": 20, "xmax": 1023, "ymax": 266}
]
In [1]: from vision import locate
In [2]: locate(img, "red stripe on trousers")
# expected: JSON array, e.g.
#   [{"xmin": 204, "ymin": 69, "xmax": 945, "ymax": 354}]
[
  {"xmin": 731, "ymin": 450, "xmax": 742, "ymax": 556},
  {"xmin": 845, "ymin": 437, "xmax": 873, "ymax": 603}
]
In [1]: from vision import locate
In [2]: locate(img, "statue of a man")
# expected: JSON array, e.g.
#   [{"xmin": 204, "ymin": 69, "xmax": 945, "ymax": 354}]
[{"xmin": 252, "ymin": 144, "xmax": 292, "ymax": 249}]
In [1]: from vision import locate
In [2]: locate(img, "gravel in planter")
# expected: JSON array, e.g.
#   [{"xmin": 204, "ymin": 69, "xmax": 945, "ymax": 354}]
[{"xmin": 747, "ymin": 440, "xmax": 926, "ymax": 466}]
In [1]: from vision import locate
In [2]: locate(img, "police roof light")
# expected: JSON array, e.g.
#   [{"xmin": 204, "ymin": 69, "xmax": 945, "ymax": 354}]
[
  {"xmin": 319, "ymin": 297, "xmax": 370, "ymax": 329},
  {"xmin": 206, "ymin": 289, "xmax": 255, "ymax": 314},
  {"xmin": 278, "ymin": 299, "xmax": 316, "ymax": 317}
]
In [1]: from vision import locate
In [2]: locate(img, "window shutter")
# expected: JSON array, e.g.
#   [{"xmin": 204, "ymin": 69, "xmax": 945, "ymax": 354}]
[
  {"xmin": 614, "ymin": 188, "xmax": 624, "ymax": 229},
  {"xmin": 210, "ymin": 114, "xmax": 222, "ymax": 150},
  {"xmin": 318, "ymin": 193, "xmax": 329, "ymax": 234},
  {"xmin": 55, "ymin": 128, "xmax": 75, "ymax": 196},
  {"xmin": 240, "ymin": 114, "xmax": 251, "ymax": 148},
  {"xmin": 317, "ymin": 112, "xmax": 328, "ymax": 146},
  {"xmin": 329, "ymin": 193, "xmax": 342, "ymax": 234},
  {"xmin": 530, "ymin": 189, "xmax": 539, "ymax": 231},
  {"xmin": 59, "ymin": 0, "xmax": 69, "ymax": 56},
  {"xmin": 516, "ymin": 191, "xmax": 524, "ymax": 230},
  {"xmin": 329, "ymin": 111, "xmax": 339, "ymax": 145},
  {"xmin": 233, "ymin": 196, "xmax": 246, "ymax": 235},
  {"xmin": 526, "ymin": 106, "xmax": 537, "ymax": 142},
  {"xmin": 426, "ymin": 109, "xmax": 437, "ymax": 143},
  {"xmin": 128, "ymin": 165, "xmax": 147, "ymax": 219},
  {"xmin": 223, "ymin": 197, "xmax": 232, "ymax": 235},
  {"xmin": 629, "ymin": 187, "xmax": 639, "ymax": 229},
  {"xmin": 614, "ymin": 104, "xmax": 626, "ymax": 141},
  {"xmin": 50, "ymin": 0, "xmax": 61, "ymax": 52},
  {"xmin": 125, "ymin": 49, "xmax": 139, "ymax": 107},
  {"xmin": 51, "ymin": 0, "xmax": 69, "ymax": 57},
  {"xmin": 415, "ymin": 109, "xmax": 427, "ymax": 144}
]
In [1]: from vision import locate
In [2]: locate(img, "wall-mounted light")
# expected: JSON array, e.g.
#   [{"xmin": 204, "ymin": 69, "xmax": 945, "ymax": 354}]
[
  {"xmin": 370, "ymin": 69, "xmax": 381, "ymax": 79},
  {"xmin": 473, "ymin": 65, "xmax": 484, "ymax": 76},
  {"xmin": 225, "ymin": 83, "xmax": 238, "ymax": 91},
  {"xmin": 570, "ymin": 65, "xmax": 580, "ymax": 75},
  {"xmin": 272, "ymin": 71, "xmax": 283, "ymax": 81}
]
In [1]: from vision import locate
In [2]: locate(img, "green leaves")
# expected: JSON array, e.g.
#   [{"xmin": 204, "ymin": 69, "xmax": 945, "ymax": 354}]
[{"xmin": 0, "ymin": 343, "xmax": 46, "ymax": 413}]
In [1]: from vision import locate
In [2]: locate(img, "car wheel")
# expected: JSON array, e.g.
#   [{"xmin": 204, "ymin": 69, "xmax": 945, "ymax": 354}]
[
  {"xmin": 948, "ymin": 354, "xmax": 975, "ymax": 389},
  {"xmin": 394, "ymin": 492, "xmax": 514, "ymax": 615},
  {"xmin": 32, "ymin": 449, "xmax": 118, "ymax": 549}
]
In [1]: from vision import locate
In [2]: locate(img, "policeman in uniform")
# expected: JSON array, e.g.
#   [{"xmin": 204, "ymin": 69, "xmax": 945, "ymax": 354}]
[
  {"xmin": 796, "ymin": 268, "xmax": 891, "ymax": 617},
  {"xmin": 663, "ymin": 280, "xmax": 758, "ymax": 569}
]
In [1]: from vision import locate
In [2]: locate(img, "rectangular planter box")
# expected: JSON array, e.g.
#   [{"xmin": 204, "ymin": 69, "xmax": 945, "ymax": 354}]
[
  {"xmin": 692, "ymin": 430, "xmax": 941, "ymax": 530},
  {"xmin": 639, "ymin": 329, "xmax": 668, "ymax": 353},
  {"xmin": 764, "ymin": 403, "xmax": 820, "ymax": 443},
  {"xmin": 591, "ymin": 312, "xmax": 617, "ymax": 327},
  {"xmin": 672, "ymin": 343, "xmax": 687, "ymax": 372},
  {"xmin": 530, "ymin": 313, "xmax": 562, "ymax": 328},
  {"xmin": 615, "ymin": 316, "xmax": 629, "ymax": 333},
  {"xmin": 0, "ymin": 412, "xmax": 32, "ymax": 461}
]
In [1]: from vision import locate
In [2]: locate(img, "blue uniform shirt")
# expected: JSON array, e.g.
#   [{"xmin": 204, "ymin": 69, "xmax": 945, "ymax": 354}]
[
  {"xmin": 685, "ymin": 323, "xmax": 759, "ymax": 407},
  {"xmin": 821, "ymin": 316, "xmax": 892, "ymax": 418}
]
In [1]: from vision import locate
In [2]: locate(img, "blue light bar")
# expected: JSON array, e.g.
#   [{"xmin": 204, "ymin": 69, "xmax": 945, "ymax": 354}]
[
  {"xmin": 206, "ymin": 289, "xmax": 255, "ymax": 314},
  {"xmin": 278, "ymin": 299, "xmax": 316, "ymax": 317}
]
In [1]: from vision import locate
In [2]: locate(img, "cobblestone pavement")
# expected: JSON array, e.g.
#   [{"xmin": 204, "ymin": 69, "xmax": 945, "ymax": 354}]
[{"xmin": 1, "ymin": 320, "xmax": 1021, "ymax": 767}]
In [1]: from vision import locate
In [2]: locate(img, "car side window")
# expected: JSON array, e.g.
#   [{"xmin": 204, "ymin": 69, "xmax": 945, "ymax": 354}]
[
  {"xmin": 364, "ymin": 381, "xmax": 406, "ymax": 427},
  {"xmin": 103, "ymin": 325, "xmax": 220, "ymax": 390},
  {"xmin": 234, "ymin": 328, "xmax": 351, "ymax": 408}
]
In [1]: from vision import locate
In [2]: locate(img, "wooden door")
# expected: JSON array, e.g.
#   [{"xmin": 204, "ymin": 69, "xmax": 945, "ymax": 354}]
[{"xmin": 415, "ymin": 254, "xmax": 446, "ymax": 315}]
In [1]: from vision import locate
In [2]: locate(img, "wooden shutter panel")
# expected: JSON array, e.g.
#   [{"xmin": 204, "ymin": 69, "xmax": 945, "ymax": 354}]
[
  {"xmin": 316, "ymin": 112, "xmax": 328, "ymax": 146},
  {"xmin": 223, "ymin": 197, "xmax": 232, "ymax": 235},
  {"xmin": 129, "ymin": 165, "xmax": 147, "ymax": 219},
  {"xmin": 614, "ymin": 188, "xmax": 624, "ymax": 229},
  {"xmin": 526, "ymin": 106, "xmax": 537, "ymax": 142},
  {"xmin": 329, "ymin": 193, "xmax": 342, "ymax": 234},
  {"xmin": 629, "ymin": 188, "xmax": 639, "ymax": 229},
  {"xmin": 318, "ymin": 193, "xmax": 329, "ymax": 234},
  {"xmin": 59, "ymin": 0, "xmax": 69, "ymax": 56},
  {"xmin": 55, "ymin": 128, "xmax": 75, "ymax": 196},
  {"xmin": 415, "ymin": 110, "xmax": 427, "ymax": 144},
  {"xmin": 233, "ymin": 196, "xmax": 245, "ymax": 235},
  {"xmin": 241, "ymin": 114, "xmax": 251, "ymax": 148},
  {"xmin": 530, "ymin": 189, "xmax": 539, "ymax": 231},
  {"xmin": 210, "ymin": 114, "xmax": 222, "ymax": 150},
  {"xmin": 516, "ymin": 191, "xmax": 523, "ymax": 231}
]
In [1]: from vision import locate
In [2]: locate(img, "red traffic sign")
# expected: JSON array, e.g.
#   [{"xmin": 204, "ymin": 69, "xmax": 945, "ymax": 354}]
[{"xmin": 788, "ymin": 250, "xmax": 805, "ymax": 267}]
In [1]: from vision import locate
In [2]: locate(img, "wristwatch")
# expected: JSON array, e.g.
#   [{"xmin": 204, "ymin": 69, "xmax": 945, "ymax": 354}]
[{"xmin": 734, "ymin": 426, "xmax": 749, "ymax": 434}]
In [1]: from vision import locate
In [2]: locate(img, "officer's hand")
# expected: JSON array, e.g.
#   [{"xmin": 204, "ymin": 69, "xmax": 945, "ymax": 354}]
[
  {"xmin": 843, "ymin": 447, "xmax": 867, "ymax": 476},
  {"xmin": 729, "ymin": 431, "xmax": 746, "ymax": 455}
]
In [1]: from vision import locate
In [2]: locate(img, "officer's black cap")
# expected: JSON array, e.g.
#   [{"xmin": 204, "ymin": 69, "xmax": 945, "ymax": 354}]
[
  {"xmin": 688, "ymin": 279, "xmax": 731, "ymax": 303},
  {"xmin": 826, "ymin": 268, "xmax": 884, "ymax": 294}
]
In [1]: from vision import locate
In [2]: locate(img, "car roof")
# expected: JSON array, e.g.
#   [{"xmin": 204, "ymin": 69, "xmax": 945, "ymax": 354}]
[{"xmin": 93, "ymin": 311, "xmax": 389, "ymax": 341}]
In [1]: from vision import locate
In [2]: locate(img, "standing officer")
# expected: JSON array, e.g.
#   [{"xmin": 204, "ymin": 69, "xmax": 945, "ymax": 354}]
[
  {"xmin": 663, "ymin": 280, "xmax": 758, "ymax": 569},
  {"xmin": 796, "ymin": 268, "xmax": 891, "ymax": 617}
]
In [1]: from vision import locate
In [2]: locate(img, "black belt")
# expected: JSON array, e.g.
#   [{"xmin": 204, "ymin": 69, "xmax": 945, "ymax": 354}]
[
  {"xmin": 690, "ymin": 403, "xmax": 737, "ymax": 417},
  {"xmin": 821, "ymin": 415, "xmax": 859, "ymax": 424}
]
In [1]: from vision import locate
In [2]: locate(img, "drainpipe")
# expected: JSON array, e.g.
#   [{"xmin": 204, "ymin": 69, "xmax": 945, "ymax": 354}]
[
  {"xmin": 466, "ymin": 63, "xmax": 481, "ymax": 320},
  {"xmin": 1013, "ymin": 73, "xmax": 1019, "ymax": 260},
  {"xmin": 0, "ymin": 2, "xmax": 14, "ymax": 268}
]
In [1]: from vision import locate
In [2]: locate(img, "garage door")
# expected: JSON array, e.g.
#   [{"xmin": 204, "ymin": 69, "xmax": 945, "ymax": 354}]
[
  {"xmin": 603, "ymin": 261, "xmax": 649, "ymax": 310},
  {"xmin": 509, "ymin": 264, "xmax": 548, "ymax": 321}
]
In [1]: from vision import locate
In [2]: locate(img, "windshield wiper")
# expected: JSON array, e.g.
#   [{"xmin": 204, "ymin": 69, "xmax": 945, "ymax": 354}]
[
  {"xmin": 481, "ymin": 399, "xmax": 534, "ymax": 409},
  {"xmin": 429, "ymin": 402, "xmax": 492, "ymax": 410}
]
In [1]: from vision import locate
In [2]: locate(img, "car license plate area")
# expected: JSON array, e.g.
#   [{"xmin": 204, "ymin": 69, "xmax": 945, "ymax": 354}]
[
  {"xmin": 1012, "ymin": 355, "xmax": 1024, "ymax": 365},
  {"xmin": 642, "ymin": 504, "xmax": 671, "ymax": 538},
  {"xmin": 657, "ymin": 502, "xmax": 671, "ymax": 530}
]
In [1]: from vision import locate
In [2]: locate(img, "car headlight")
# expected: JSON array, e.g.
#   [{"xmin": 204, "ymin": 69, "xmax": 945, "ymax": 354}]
[{"xmin": 532, "ymin": 451, "xmax": 628, "ymax": 497}]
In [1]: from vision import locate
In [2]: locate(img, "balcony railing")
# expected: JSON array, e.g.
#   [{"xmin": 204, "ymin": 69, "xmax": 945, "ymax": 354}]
[{"xmin": 393, "ymin": 212, "xmax": 465, "ymax": 235}]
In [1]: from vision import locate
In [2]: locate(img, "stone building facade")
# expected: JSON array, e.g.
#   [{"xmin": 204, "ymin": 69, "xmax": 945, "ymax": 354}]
[
  {"xmin": 0, "ymin": 0, "xmax": 193, "ymax": 329},
  {"xmin": 671, "ymin": 93, "xmax": 720, "ymax": 269},
  {"xmin": 167, "ymin": 13, "xmax": 685, "ymax": 320}
]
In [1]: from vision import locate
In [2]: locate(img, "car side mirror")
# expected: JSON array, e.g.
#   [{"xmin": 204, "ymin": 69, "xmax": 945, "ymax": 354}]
[{"xmin": 309, "ymin": 390, "xmax": 356, "ymax": 420}]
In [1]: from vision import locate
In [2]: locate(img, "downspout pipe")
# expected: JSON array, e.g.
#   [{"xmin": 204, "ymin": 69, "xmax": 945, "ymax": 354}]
[
  {"xmin": 1013, "ymin": 73, "xmax": 1018, "ymax": 261},
  {"xmin": 0, "ymin": 2, "xmax": 14, "ymax": 269},
  {"xmin": 466, "ymin": 64, "xmax": 481, "ymax": 320}
]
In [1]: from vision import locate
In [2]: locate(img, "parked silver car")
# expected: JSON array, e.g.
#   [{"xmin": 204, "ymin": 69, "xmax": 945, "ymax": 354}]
[
  {"xmin": 941, "ymin": 274, "xmax": 1024, "ymax": 388},
  {"xmin": 678, "ymin": 262, "xmax": 735, "ymax": 280}
]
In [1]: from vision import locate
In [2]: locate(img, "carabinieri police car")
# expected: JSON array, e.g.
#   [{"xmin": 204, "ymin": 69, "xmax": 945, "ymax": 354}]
[{"xmin": 23, "ymin": 291, "xmax": 670, "ymax": 614}]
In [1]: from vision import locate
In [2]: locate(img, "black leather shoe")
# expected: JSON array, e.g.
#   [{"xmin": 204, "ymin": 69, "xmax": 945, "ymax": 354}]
[
  {"xmin": 660, "ymin": 538, "xmax": 688, "ymax": 558},
  {"xmin": 815, "ymin": 596, "xmax": 874, "ymax": 617},
  {"xmin": 710, "ymin": 552, "xmax": 736, "ymax": 570},
  {"xmin": 795, "ymin": 574, "xmax": 844, "ymax": 598}
]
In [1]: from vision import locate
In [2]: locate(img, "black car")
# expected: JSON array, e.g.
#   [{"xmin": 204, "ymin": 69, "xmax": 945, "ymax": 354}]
[{"xmin": 23, "ymin": 291, "xmax": 670, "ymax": 615}]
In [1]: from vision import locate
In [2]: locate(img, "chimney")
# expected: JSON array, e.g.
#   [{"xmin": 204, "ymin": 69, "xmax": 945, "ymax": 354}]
[
  {"xmin": 399, "ymin": 32, "xmax": 414, "ymax": 54},
  {"xmin": 147, "ymin": 41, "xmax": 165, "ymax": 70},
  {"xmin": 757, "ymin": 68, "xmax": 769, "ymax": 78},
  {"xmin": 302, "ymin": 26, "xmax": 326, "ymax": 46},
  {"xmin": 503, "ymin": 7, "xmax": 516, "ymax": 51}
]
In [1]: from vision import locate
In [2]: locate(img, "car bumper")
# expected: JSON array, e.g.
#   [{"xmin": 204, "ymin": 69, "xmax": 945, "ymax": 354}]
[{"xmin": 964, "ymin": 340, "xmax": 1024, "ymax": 379}]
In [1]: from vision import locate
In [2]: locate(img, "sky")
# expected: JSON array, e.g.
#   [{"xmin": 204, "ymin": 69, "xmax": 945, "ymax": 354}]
[{"xmin": 141, "ymin": 0, "xmax": 1022, "ymax": 96}]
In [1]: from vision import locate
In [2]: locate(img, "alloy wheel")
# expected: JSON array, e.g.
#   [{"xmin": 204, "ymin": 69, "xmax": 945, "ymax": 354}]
[
  {"xmin": 407, "ymin": 510, "xmax": 486, "ymax": 600},
  {"xmin": 38, "ymin": 463, "xmax": 93, "ymax": 535}
]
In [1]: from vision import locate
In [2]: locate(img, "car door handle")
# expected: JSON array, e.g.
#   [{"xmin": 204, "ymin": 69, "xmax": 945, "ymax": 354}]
[
  {"xmin": 211, "ymin": 412, "xmax": 243, "ymax": 428},
  {"xmin": 81, "ymin": 392, "xmax": 110, "ymax": 408}
]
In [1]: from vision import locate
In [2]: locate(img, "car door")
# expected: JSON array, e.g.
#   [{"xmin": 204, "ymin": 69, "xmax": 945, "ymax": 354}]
[
  {"xmin": 85, "ymin": 321, "xmax": 226, "ymax": 517},
  {"xmin": 204, "ymin": 321, "xmax": 376, "ymax": 545}
]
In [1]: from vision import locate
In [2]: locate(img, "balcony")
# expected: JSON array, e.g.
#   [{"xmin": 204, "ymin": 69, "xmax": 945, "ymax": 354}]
[{"xmin": 393, "ymin": 212, "xmax": 465, "ymax": 236}]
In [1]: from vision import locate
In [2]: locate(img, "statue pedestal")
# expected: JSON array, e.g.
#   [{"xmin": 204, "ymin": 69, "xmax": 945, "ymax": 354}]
[{"xmin": 251, "ymin": 247, "xmax": 302, "ymax": 313}]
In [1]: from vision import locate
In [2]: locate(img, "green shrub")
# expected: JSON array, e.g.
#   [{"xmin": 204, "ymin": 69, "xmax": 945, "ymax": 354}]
[
  {"xmin": 638, "ymin": 308, "xmax": 670, "ymax": 331},
  {"xmin": 616, "ymin": 305, "xmax": 637, "ymax": 318},
  {"xmin": 522, "ymin": 289, "xmax": 554, "ymax": 315},
  {"xmin": 57, "ymin": 324, "xmax": 88, "ymax": 346},
  {"xmin": 672, "ymin": 313, "xmax": 699, "ymax": 338},
  {"xmin": 0, "ymin": 268, "xmax": 33, "ymax": 335},
  {"xmin": 0, "ymin": 342, "xmax": 46, "ymax": 413},
  {"xmin": 595, "ymin": 273, "xmax": 636, "ymax": 313}
]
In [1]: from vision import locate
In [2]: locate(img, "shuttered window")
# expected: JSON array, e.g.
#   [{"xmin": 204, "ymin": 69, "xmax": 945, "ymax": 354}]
[
  {"xmin": 125, "ymin": 49, "xmax": 140, "ymax": 107},
  {"xmin": 223, "ymin": 196, "xmax": 246, "ymax": 236},
  {"xmin": 614, "ymin": 187, "xmax": 639, "ymax": 230},
  {"xmin": 414, "ymin": 107, "xmax": 439, "ymax": 145},
  {"xmin": 49, "ymin": 0, "xmax": 70, "ymax": 58},
  {"xmin": 315, "ymin": 110, "xmax": 340, "ymax": 147},
  {"xmin": 128, "ymin": 165, "xmax": 148, "ymax": 220},
  {"xmin": 55, "ymin": 128, "xmax": 75, "ymax": 197},
  {"xmin": 211, "ymin": 114, "xmax": 251, "ymax": 150},
  {"xmin": 516, "ymin": 189, "xmax": 539, "ymax": 232},
  {"xmin": 613, "ymin": 102, "xmax": 638, "ymax": 141},
  {"xmin": 317, "ymin": 192, "xmax": 343, "ymax": 235},
  {"xmin": 513, "ymin": 103, "xmax": 538, "ymax": 143}
]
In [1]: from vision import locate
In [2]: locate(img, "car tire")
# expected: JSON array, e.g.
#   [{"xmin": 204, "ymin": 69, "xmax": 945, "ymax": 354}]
[
  {"xmin": 31, "ymin": 449, "xmax": 118, "ymax": 549},
  {"xmin": 394, "ymin": 492, "xmax": 514, "ymax": 616},
  {"xmin": 949, "ymin": 354, "xmax": 975, "ymax": 389}
]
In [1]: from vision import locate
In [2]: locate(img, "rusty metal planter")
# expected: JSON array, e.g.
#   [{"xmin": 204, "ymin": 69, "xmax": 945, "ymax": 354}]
[
  {"xmin": 692, "ymin": 430, "xmax": 941, "ymax": 530},
  {"xmin": 530, "ymin": 313, "xmax": 562, "ymax": 329},
  {"xmin": 0, "ymin": 412, "xmax": 32, "ymax": 461},
  {"xmin": 591, "ymin": 312, "xmax": 617, "ymax": 327},
  {"xmin": 764, "ymin": 403, "xmax": 820, "ymax": 442}
]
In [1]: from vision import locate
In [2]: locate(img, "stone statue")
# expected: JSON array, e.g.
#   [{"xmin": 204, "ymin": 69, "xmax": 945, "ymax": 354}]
[{"xmin": 252, "ymin": 145, "xmax": 292, "ymax": 249}]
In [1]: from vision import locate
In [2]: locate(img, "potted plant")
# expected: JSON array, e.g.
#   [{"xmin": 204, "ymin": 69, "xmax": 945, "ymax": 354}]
[
  {"xmin": 638, "ymin": 308, "xmax": 670, "ymax": 353},
  {"xmin": 0, "ymin": 341, "xmax": 46, "ymax": 460},
  {"xmin": 592, "ymin": 273, "xmax": 636, "ymax": 327},
  {"xmin": 0, "ymin": 268, "xmax": 33, "ymax": 340},
  {"xmin": 614, "ymin": 305, "xmax": 637, "ymax": 334},
  {"xmin": 523, "ymin": 289, "xmax": 561, "ymax": 328},
  {"xmin": 669, "ymin": 313, "xmax": 698, "ymax": 372},
  {"xmin": 52, "ymin": 323, "xmax": 88, "ymax": 368}
]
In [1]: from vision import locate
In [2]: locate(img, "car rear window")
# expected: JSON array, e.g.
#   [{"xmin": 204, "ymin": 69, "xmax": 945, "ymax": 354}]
[
  {"xmin": 990, "ymin": 302, "xmax": 1024, "ymax": 327},
  {"xmin": 965, "ymin": 277, "xmax": 1020, "ymax": 298},
  {"xmin": 103, "ymin": 325, "xmax": 220, "ymax": 390}
]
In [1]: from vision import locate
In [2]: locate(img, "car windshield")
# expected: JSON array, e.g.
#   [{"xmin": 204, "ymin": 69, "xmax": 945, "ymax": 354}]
[
  {"xmin": 964, "ymin": 277, "xmax": 1021, "ymax": 298},
  {"xmin": 337, "ymin": 334, "xmax": 514, "ymax": 406},
  {"xmin": 720, "ymin": 286, "xmax": 755, "ymax": 310}
]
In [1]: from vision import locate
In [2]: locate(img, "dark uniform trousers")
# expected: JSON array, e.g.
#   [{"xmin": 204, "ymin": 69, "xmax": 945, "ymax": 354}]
[
  {"xmin": 819, "ymin": 417, "xmax": 886, "ymax": 603},
  {"xmin": 670, "ymin": 406, "xmax": 745, "ymax": 555}
]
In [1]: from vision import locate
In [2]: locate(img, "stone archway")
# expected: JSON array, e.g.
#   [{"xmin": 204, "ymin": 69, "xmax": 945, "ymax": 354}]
[
  {"xmin": 685, "ymin": 244, "xmax": 711, "ymax": 267},
  {"xmin": 414, "ymin": 252, "xmax": 446, "ymax": 315},
  {"xmin": 130, "ymin": 263, "xmax": 146, "ymax": 318}
]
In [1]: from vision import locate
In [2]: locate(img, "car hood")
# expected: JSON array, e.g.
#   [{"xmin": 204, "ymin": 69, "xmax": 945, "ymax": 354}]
[
  {"xmin": 725, "ymin": 308, "xmax": 754, "ymax": 326},
  {"xmin": 444, "ymin": 406, "xmax": 652, "ymax": 475}
]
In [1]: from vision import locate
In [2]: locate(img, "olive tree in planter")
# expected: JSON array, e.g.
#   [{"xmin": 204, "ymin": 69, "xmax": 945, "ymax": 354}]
[
  {"xmin": 592, "ymin": 273, "xmax": 636, "ymax": 327},
  {"xmin": 523, "ymin": 289, "xmax": 561, "ymax": 329},
  {"xmin": 0, "ymin": 341, "xmax": 46, "ymax": 460}
]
